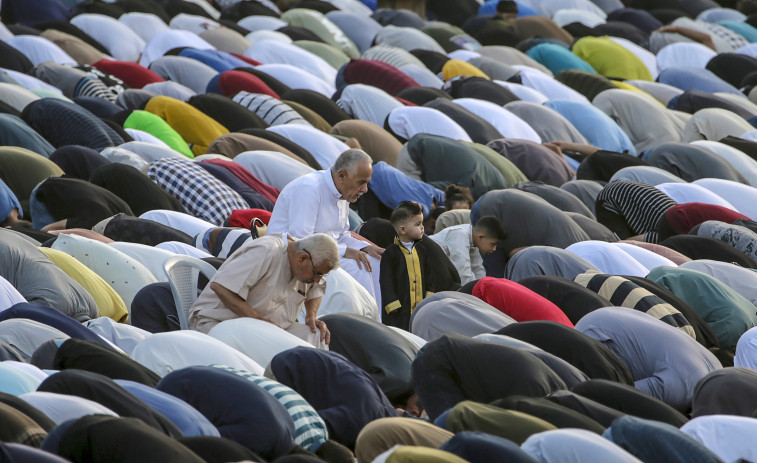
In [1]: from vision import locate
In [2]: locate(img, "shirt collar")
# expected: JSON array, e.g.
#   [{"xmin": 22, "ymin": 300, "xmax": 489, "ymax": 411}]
[{"xmin": 323, "ymin": 169, "xmax": 341, "ymax": 200}]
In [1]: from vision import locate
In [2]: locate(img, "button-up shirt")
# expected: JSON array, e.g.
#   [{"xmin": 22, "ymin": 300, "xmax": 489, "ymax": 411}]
[
  {"xmin": 430, "ymin": 224, "xmax": 485, "ymax": 285},
  {"xmin": 267, "ymin": 169, "xmax": 367, "ymax": 257},
  {"xmin": 188, "ymin": 233, "xmax": 325, "ymax": 333}
]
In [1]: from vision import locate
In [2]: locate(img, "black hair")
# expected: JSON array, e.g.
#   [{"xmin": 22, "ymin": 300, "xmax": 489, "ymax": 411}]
[
  {"xmin": 444, "ymin": 184, "xmax": 474, "ymax": 210},
  {"xmin": 473, "ymin": 215, "xmax": 508, "ymax": 240},
  {"xmin": 497, "ymin": 0, "xmax": 518, "ymax": 13},
  {"xmin": 390, "ymin": 201, "xmax": 423, "ymax": 226}
]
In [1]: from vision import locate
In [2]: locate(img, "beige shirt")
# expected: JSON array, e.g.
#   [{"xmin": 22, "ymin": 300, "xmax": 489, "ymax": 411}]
[{"xmin": 188, "ymin": 234, "xmax": 325, "ymax": 333}]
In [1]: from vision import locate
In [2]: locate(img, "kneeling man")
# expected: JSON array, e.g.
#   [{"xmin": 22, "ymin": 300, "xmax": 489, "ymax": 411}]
[{"xmin": 189, "ymin": 232, "xmax": 339, "ymax": 348}]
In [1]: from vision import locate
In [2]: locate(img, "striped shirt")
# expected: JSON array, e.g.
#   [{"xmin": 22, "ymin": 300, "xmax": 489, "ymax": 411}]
[
  {"xmin": 233, "ymin": 91, "xmax": 310, "ymax": 127},
  {"xmin": 75, "ymin": 76, "xmax": 118, "ymax": 102},
  {"xmin": 211, "ymin": 364, "xmax": 328, "ymax": 451},
  {"xmin": 574, "ymin": 270, "xmax": 695, "ymax": 339},
  {"xmin": 361, "ymin": 45, "xmax": 426, "ymax": 71},
  {"xmin": 194, "ymin": 227, "xmax": 252, "ymax": 258},
  {"xmin": 595, "ymin": 180, "xmax": 677, "ymax": 243}
]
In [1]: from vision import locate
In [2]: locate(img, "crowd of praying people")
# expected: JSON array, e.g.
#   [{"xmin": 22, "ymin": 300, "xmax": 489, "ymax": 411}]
[{"xmin": 6, "ymin": 0, "xmax": 757, "ymax": 460}]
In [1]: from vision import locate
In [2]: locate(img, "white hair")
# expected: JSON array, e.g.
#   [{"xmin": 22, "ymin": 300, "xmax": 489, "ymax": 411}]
[
  {"xmin": 294, "ymin": 233, "xmax": 340, "ymax": 270},
  {"xmin": 331, "ymin": 148, "xmax": 372, "ymax": 175}
]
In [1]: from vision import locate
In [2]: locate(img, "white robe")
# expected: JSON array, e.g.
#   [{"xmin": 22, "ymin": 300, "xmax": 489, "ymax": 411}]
[
  {"xmin": 267, "ymin": 169, "xmax": 382, "ymax": 307},
  {"xmin": 131, "ymin": 330, "xmax": 264, "ymax": 377},
  {"xmin": 208, "ymin": 318, "xmax": 316, "ymax": 367}
]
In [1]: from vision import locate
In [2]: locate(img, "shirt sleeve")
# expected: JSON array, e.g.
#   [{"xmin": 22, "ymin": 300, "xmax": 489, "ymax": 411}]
[
  {"xmin": 305, "ymin": 279, "xmax": 326, "ymax": 301},
  {"xmin": 446, "ymin": 229, "xmax": 476, "ymax": 285},
  {"xmin": 338, "ymin": 230, "xmax": 371, "ymax": 254}
]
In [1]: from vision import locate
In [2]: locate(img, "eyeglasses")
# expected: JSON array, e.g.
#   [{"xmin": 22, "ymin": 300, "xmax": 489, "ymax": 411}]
[{"xmin": 302, "ymin": 248, "xmax": 324, "ymax": 278}]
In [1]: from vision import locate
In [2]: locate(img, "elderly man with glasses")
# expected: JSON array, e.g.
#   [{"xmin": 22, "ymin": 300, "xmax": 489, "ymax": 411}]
[{"xmin": 188, "ymin": 232, "xmax": 340, "ymax": 348}]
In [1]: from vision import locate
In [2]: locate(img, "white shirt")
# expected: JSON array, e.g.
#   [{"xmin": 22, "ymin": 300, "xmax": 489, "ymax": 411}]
[
  {"xmin": 387, "ymin": 106, "xmax": 473, "ymax": 143},
  {"xmin": 139, "ymin": 209, "xmax": 216, "ymax": 237},
  {"xmin": 429, "ymin": 224, "xmax": 485, "ymax": 285},
  {"xmin": 208, "ymin": 317, "xmax": 313, "ymax": 368},
  {"xmin": 610, "ymin": 242, "xmax": 676, "ymax": 271},
  {"xmin": 238, "ymin": 16, "xmax": 289, "ymax": 32},
  {"xmin": 118, "ymin": 141, "xmax": 183, "ymax": 162},
  {"xmin": 245, "ymin": 30, "xmax": 293, "ymax": 45},
  {"xmin": 71, "ymin": 14, "xmax": 146, "ymax": 62},
  {"xmin": 122, "ymin": 130, "xmax": 175, "ymax": 151},
  {"xmin": 452, "ymin": 98, "xmax": 542, "ymax": 143},
  {"xmin": 7, "ymin": 35, "xmax": 76, "ymax": 66},
  {"xmin": 99, "ymin": 147, "xmax": 150, "ymax": 171},
  {"xmin": 266, "ymin": 124, "xmax": 349, "ymax": 170},
  {"xmin": 680, "ymin": 415, "xmax": 757, "ymax": 463},
  {"xmin": 256, "ymin": 63, "xmax": 336, "ymax": 97},
  {"xmin": 0, "ymin": 275, "xmax": 26, "ymax": 312},
  {"xmin": 493, "ymin": 80, "xmax": 549, "ymax": 104},
  {"xmin": 131, "ymin": 330, "xmax": 263, "ymax": 377},
  {"xmin": 267, "ymin": 169, "xmax": 367, "ymax": 257},
  {"xmin": 337, "ymin": 83, "xmax": 403, "ymax": 127},
  {"xmin": 655, "ymin": 182, "xmax": 736, "ymax": 210},
  {"xmin": 514, "ymin": 65, "xmax": 590, "ymax": 104},
  {"xmin": 52, "ymin": 233, "xmax": 158, "ymax": 310},
  {"xmin": 140, "ymin": 29, "xmax": 215, "ymax": 67},
  {"xmin": 85, "ymin": 316, "xmax": 151, "ymax": 355},
  {"xmin": 308, "ymin": 267, "xmax": 379, "ymax": 320},
  {"xmin": 695, "ymin": 178, "xmax": 757, "ymax": 220},
  {"xmin": 232, "ymin": 150, "xmax": 315, "ymax": 190},
  {"xmin": 119, "ymin": 12, "xmax": 170, "ymax": 42},
  {"xmin": 244, "ymin": 39, "xmax": 337, "ymax": 85},
  {"xmin": 169, "ymin": 13, "xmax": 221, "ymax": 35},
  {"xmin": 566, "ymin": 240, "xmax": 650, "ymax": 277},
  {"xmin": 656, "ymin": 42, "xmax": 717, "ymax": 73}
]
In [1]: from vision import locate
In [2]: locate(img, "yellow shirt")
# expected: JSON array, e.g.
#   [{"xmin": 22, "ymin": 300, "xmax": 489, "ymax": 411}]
[{"xmin": 38, "ymin": 247, "xmax": 128, "ymax": 322}]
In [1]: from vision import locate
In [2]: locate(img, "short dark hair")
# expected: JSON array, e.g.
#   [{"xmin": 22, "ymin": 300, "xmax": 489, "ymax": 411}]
[
  {"xmin": 497, "ymin": 0, "xmax": 518, "ymax": 13},
  {"xmin": 473, "ymin": 215, "xmax": 507, "ymax": 240},
  {"xmin": 390, "ymin": 201, "xmax": 423, "ymax": 226}
]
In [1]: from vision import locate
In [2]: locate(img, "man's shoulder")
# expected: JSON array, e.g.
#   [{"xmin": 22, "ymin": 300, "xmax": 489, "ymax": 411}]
[
  {"xmin": 232, "ymin": 233, "xmax": 287, "ymax": 257},
  {"xmin": 281, "ymin": 170, "xmax": 324, "ymax": 191}
]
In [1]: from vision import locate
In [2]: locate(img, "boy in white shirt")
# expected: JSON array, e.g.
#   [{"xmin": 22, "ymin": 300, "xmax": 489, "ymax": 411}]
[{"xmin": 430, "ymin": 216, "xmax": 507, "ymax": 285}]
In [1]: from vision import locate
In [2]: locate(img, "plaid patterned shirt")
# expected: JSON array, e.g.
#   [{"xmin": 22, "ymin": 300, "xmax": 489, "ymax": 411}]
[{"xmin": 147, "ymin": 157, "xmax": 249, "ymax": 226}]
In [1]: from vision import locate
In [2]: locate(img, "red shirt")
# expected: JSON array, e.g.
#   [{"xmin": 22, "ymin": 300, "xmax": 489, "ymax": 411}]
[{"xmin": 473, "ymin": 276, "xmax": 574, "ymax": 327}]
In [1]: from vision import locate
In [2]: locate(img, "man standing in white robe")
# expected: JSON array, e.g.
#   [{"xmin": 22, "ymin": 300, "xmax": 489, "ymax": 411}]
[{"xmin": 267, "ymin": 149, "xmax": 384, "ymax": 308}]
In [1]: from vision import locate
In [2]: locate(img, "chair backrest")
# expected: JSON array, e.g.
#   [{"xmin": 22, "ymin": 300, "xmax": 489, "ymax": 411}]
[{"xmin": 162, "ymin": 255, "xmax": 218, "ymax": 330}]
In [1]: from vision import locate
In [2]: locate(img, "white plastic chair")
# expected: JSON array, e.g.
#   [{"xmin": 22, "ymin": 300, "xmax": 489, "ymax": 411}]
[{"xmin": 162, "ymin": 255, "xmax": 217, "ymax": 330}]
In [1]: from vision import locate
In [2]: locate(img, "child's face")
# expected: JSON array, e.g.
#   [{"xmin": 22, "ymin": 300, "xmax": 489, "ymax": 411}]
[
  {"xmin": 474, "ymin": 234, "xmax": 499, "ymax": 255},
  {"xmin": 400, "ymin": 214, "xmax": 425, "ymax": 241}
]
